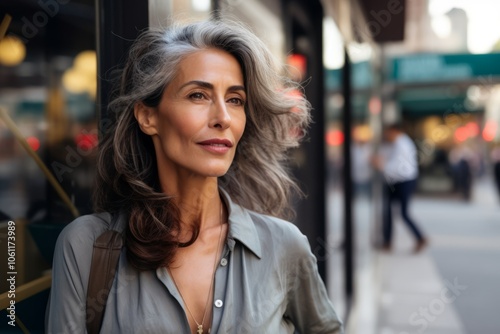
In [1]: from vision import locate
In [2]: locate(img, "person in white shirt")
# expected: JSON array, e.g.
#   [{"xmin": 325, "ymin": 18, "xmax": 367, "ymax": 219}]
[{"xmin": 373, "ymin": 124, "xmax": 427, "ymax": 253}]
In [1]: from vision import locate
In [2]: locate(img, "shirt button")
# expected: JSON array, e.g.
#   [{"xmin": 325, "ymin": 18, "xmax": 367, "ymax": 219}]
[
  {"xmin": 214, "ymin": 299, "xmax": 223, "ymax": 308},
  {"xmin": 220, "ymin": 258, "xmax": 228, "ymax": 266}
]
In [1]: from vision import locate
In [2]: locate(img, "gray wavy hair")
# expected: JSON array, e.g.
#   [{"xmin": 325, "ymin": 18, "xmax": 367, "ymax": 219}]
[{"xmin": 94, "ymin": 19, "xmax": 311, "ymax": 270}]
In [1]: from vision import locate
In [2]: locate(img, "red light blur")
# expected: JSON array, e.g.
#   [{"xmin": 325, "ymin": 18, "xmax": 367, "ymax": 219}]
[
  {"xmin": 26, "ymin": 136, "xmax": 40, "ymax": 151},
  {"xmin": 482, "ymin": 120, "xmax": 497, "ymax": 142},
  {"xmin": 287, "ymin": 54, "xmax": 307, "ymax": 80},
  {"xmin": 76, "ymin": 133, "xmax": 98, "ymax": 150},
  {"xmin": 454, "ymin": 122, "xmax": 480, "ymax": 142},
  {"xmin": 466, "ymin": 122, "xmax": 479, "ymax": 137},
  {"xmin": 454, "ymin": 127, "xmax": 469, "ymax": 142},
  {"xmin": 326, "ymin": 129, "xmax": 344, "ymax": 146}
]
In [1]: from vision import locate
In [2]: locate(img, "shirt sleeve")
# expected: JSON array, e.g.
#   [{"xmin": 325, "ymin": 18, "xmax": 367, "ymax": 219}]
[
  {"xmin": 284, "ymin": 232, "xmax": 343, "ymax": 334},
  {"xmin": 382, "ymin": 136, "xmax": 418, "ymax": 182},
  {"xmin": 45, "ymin": 217, "xmax": 101, "ymax": 334}
]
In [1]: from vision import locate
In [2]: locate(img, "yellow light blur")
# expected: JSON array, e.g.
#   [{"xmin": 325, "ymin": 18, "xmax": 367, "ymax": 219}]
[
  {"xmin": 422, "ymin": 116, "xmax": 440, "ymax": 133},
  {"xmin": 62, "ymin": 50, "xmax": 97, "ymax": 98},
  {"xmin": 354, "ymin": 124, "xmax": 373, "ymax": 142},
  {"xmin": 0, "ymin": 36, "xmax": 26, "ymax": 66},
  {"xmin": 74, "ymin": 50, "xmax": 96, "ymax": 74},
  {"xmin": 430, "ymin": 125, "xmax": 452, "ymax": 143},
  {"xmin": 62, "ymin": 68, "xmax": 89, "ymax": 94}
]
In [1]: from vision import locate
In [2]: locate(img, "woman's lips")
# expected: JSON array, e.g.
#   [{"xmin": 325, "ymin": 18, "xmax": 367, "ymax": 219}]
[{"xmin": 197, "ymin": 139, "xmax": 233, "ymax": 154}]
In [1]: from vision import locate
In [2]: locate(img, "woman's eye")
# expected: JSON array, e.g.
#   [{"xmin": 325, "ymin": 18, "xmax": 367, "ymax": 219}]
[
  {"xmin": 228, "ymin": 97, "xmax": 245, "ymax": 106},
  {"xmin": 189, "ymin": 92, "xmax": 205, "ymax": 100}
]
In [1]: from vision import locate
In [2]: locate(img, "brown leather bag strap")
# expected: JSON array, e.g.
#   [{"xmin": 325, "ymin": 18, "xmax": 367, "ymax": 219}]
[{"xmin": 86, "ymin": 229, "xmax": 123, "ymax": 334}]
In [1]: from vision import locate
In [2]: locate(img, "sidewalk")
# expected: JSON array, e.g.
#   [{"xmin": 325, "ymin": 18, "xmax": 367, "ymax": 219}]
[
  {"xmin": 344, "ymin": 177, "xmax": 500, "ymax": 334},
  {"xmin": 344, "ymin": 200, "xmax": 472, "ymax": 334},
  {"xmin": 347, "ymin": 227, "xmax": 466, "ymax": 334},
  {"xmin": 383, "ymin": 239, "xmax": 465, "ymax": 334}
]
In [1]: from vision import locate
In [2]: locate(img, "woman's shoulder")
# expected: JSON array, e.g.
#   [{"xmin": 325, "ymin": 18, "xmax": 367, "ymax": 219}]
[
  {"xmin": 247, "ymin": 210, "xmax": 311, "ymax": 255},
  {"xmin": 56, "ymin": 212, "xmax": 121, "ymax": 253},
  {"xmin": 248, "ymin": 210, "xmax": 301, "ymax": 236}
]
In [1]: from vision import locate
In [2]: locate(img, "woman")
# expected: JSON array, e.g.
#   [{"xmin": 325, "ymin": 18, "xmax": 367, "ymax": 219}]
[{"xmin": 46, "ymin": 20, "xmax": 343, "ymax": 333}]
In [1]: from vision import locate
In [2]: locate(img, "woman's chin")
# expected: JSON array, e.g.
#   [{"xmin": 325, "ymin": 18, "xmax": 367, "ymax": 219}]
[
  {"xmin": 195, "ymin": 166, "xmax": 231, "ymax": 178},
  {"xmin": 209, "ymin": 169, "xmax": 230, "ymax": 178}
]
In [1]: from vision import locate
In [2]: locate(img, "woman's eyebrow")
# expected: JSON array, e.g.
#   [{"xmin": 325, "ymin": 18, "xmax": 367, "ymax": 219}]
[
  {"xmin": 179, "ymin": 80, "xmax": 245, "ymax": 93},
  {"xmin": 179, "ymin": 80, "xmax": 212, "ymax": 90},
  {"xmin": 228, "ymin": 85, "xmax": 246, "ymax": 93}
]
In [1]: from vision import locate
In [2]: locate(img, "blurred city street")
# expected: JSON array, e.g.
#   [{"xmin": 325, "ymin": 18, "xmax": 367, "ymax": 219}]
[
  {"xmin": 3, "ymin": 0, "xmax": 500, "ymax": 332},
  {"xmin": 330, "ymin": 176, "xmax": 500, "ymax": 334}
]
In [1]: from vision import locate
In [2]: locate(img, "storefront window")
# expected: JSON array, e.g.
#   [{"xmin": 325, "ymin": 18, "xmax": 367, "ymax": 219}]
[{"xmin": 0, "ymin": 1, "xmax": 95, "ymax": 330}]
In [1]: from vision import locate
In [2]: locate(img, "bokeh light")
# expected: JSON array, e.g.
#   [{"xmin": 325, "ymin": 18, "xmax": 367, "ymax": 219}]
[{"xmin": 0, "ymin": 35, "xmax": 26, "ymax": 66}]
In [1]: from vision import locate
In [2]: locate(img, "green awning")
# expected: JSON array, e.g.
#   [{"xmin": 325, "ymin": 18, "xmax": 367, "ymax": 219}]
[{"xmin": 397, "ymin": 88, "xmax": 480, "ymax": 115}]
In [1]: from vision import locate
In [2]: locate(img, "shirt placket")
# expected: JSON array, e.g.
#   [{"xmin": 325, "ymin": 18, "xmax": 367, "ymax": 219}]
[
  {"xmin": 210, "ymin": 243, "xmax": 231, "ymax": 333},
  {"xmin": 155, "ymin": 267, "xmax": 191, "ymax": 333}
]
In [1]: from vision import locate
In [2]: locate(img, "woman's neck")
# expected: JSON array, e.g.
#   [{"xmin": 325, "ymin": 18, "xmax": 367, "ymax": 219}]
[{"xmin": 161, "ymin": 175, "xmax": 223, "ymax": 233}]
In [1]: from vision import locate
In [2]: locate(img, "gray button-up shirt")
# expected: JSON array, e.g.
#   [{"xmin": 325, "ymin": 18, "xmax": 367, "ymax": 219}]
[{"xmin": 46, "ymin": 190, "xmax": 343, "ymax": 333}]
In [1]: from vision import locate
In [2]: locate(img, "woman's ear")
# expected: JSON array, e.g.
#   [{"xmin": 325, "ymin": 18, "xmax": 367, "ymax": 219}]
[{"xmin": 134, "ymin": 102, "xmax": 158, "ymax": 136}]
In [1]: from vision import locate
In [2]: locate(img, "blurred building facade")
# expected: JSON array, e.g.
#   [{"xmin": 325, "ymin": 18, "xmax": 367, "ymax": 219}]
[{"xmin": 388, "ymin": 0, "xmax": 468, "ymax": 54}]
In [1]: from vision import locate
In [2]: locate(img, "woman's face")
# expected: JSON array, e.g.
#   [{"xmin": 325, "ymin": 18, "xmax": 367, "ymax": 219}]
[{"xmin": 135, "ymin": 48, "xmax": 247, "ymax": 180}]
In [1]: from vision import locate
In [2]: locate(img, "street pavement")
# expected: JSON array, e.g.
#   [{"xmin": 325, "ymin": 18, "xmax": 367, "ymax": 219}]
[{"xmin": 328, "ymin": 177, "xmax": 500, "ymax": 334}]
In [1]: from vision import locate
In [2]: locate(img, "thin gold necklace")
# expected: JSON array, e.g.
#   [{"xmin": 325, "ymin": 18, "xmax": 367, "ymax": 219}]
[{"xmin": 169, "ymin": 202, "xmax": 224, "ymax": 334}]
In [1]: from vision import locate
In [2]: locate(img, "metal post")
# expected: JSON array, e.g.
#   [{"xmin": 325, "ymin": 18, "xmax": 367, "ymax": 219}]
[{"xmin": 342, "ymin": 47, "xmax": 354, "ymax": 310}]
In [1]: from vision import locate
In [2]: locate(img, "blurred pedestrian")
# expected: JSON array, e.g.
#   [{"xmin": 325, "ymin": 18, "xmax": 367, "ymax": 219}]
[
  {"xmin": 373, "ymin": 124, "xmax": 427, "ymax": 253},
  {"xmin": 449, "ymin": 143, "xmax": 477, "ymax": 201},
  {"xmin": 45, "ymin": 19, "xmax": 343, "ymax": 334},
  {"xmin": 490, "ymin": 143, "xmax": 500, "ymax": 201}
]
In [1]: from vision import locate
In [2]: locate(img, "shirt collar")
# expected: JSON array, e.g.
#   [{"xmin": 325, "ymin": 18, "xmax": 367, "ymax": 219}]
[{"xmin": 219, "ymin": 188, "xmax": 262, "ymax": 259}]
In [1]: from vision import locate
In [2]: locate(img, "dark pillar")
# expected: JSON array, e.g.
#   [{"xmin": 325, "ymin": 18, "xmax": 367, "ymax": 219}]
[
  {"xmin": 211, "ymin": 0, "xmax": 220, "ymax": 19},
  {"xmin": 284, "ymin": 0, "xmax": 327, "ymax": 281},
  {"xmin": 95, "ymin": 0, "xmax": 149, "ymax": 127},
  {"xmin": 342, "ymin": 47, "xmax": 354, "ymax": 312}
]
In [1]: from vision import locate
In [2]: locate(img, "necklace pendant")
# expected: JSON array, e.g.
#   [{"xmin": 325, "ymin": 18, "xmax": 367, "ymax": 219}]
[{"xmin": 197, "ymin": 325, "xmax": 203, "ymax": 334}]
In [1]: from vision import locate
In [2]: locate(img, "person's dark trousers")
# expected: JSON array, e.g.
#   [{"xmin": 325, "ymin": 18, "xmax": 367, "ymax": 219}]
[
  {"xmin": 494, "ymin": 162, "xmax": 500, "ymax": 199},
  {"xmin": 457, "ymin": 159, "xmax": 472, "ymax": 200},
  {"xmin": 382, "ymin": 179, "xmax": 424, "ymax": 247}
]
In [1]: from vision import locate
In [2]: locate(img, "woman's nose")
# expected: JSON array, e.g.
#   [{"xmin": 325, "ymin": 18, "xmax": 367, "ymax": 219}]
[{"xmin": 209, "ymin": 98, "xmax": 231, "ymax": 129}]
